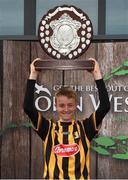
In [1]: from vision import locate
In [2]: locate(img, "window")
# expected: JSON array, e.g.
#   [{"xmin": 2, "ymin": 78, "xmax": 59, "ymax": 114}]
[
  {"xmin": 106, "ymin": 0, "xmax": 128, "ymax": 34},
  {"xmin": 0, "ymin": 0, "xmax": 24, "ymax": 35},
  {"xmin": 0, "ymin": 0, "xmax": 128, "ymax": 40},
  {"xmin": 36, "ymin": 0, "xmax": 98, "ymax": 35}
]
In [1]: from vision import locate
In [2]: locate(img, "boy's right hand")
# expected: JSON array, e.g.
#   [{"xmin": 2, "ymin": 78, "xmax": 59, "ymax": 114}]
[{"xmin": 29, "ymin": 58, "xmax": 42, "ymax": 80}]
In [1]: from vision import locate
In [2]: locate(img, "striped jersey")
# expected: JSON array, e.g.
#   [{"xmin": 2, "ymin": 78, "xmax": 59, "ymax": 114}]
[{"xmin": 34, "ymin": 112, "xmax": 98, "ymax": 179}]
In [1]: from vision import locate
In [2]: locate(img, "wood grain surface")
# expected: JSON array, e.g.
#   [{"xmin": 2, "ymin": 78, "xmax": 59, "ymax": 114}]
[
  {"xmin": 1, "ymin": 41, "xmax": 30, "ymax": 178},
  {"xmin": 0, "ymin": 41, "xmax": 128, "ymax": 179},
  {"xmin": 97, "ymin": 42, "xmax": 128, "ymax": 179}
]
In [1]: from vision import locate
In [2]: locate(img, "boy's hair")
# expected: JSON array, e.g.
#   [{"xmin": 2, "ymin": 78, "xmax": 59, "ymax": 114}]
[{"xmin": 55, "ymin": 86, "xmax": 77, "ymax": 103}]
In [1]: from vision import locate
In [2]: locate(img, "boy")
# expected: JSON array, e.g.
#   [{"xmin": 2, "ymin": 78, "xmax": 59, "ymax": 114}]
[{"xmin": 23, "ymin": 58, "xmax": 110, "ymax": 179}]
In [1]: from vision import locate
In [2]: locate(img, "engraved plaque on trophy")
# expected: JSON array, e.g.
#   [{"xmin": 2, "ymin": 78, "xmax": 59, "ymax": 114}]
[{"xmin": 34, "ymin": 5, "xmax": 94, "ymax": 70}]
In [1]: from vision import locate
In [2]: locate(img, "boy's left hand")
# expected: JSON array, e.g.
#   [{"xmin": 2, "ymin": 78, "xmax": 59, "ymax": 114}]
[{"xmin": 88, "ymin": 58, "xmax": 102, "ymax": 80}]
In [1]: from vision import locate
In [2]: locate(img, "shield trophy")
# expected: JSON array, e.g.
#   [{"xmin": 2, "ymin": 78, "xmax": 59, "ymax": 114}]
[{"xmin": 34, "ymin": 5, "xmax": 95, "ymax": 70}]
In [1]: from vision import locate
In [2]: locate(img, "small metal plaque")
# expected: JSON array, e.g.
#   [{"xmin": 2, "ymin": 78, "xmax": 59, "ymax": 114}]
[{"xmin": 37, "ymin": 5, "xmax": 94, "ymax": 70}]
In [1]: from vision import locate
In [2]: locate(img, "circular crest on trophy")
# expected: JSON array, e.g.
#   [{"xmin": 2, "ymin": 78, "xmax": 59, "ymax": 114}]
[{"xmin": 38, "ymin": 5, "xmax": 93, "ymax": 59}]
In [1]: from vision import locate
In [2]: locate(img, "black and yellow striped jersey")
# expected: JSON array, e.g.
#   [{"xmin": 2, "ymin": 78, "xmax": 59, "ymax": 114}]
[
  {"xmin": 35, "ymin": 112, "xmax": 98, "ymax": 179},
  {"xmin": 23, "ymin": 79, "xmax": 110, "ymax": 179}
]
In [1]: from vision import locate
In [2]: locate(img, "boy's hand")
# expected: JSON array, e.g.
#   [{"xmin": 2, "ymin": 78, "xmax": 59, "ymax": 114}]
[
  {"xmin": 88, "ymin": 58, "xmax": 102, "ymax": 80},
  {"xmin": 29, "ymin": 58, "xmax": 42, "ymax": 80}
]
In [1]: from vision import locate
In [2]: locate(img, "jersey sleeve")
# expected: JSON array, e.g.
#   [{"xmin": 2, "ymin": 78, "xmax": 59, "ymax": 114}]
[
  {"xmin": 82, "ymin": 79, "xmax": 110, "ymax": 141},
  {"xmin": 23, "ymin": 79, "xmax": 50, "ymax": 141},
  {"xmin": 82, "ymin": 112, "xmax": 99, "ymax": 141},
  {"xmin": 31, "ymin": 111, "xmax": 50, "ymax": 140}
]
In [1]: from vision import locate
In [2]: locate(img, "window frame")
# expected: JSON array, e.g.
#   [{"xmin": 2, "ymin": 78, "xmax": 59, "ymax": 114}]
[{"xmin": 0, "ymin": 0, "xmax": 128, "ymax": 41}]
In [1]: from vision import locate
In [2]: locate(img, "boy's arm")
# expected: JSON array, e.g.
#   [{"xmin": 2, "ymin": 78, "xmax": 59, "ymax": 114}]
[
  {"xmin": 82, "ymin": 58, "xmax": 110, "ymax": 141},
  {"xmin": 95, "ymin": 79, "xmax": 110, "ymax": 127},
  {"xmin": 23, "ymin": 58, "xmax": 50, "ymax": 140},
  {"xmin": 92, "ymin": 58, "xmax": 110, "ymax": 127}
]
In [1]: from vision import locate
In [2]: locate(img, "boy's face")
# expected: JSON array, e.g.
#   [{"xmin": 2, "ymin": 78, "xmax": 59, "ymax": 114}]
[{"xmin": 55, "ymin": 95, "xmax": 77, "ymax": 122}]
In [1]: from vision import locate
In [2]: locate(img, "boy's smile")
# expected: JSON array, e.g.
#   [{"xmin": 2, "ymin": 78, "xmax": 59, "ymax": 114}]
[{"xmin": 55, "ymin": 95, "xmax": 77, "ymax": 122}]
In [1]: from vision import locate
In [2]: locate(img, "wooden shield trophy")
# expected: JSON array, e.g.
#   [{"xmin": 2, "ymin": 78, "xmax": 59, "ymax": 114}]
[{"xmin": 34, "ymin": 5, "xmax": 94, "ymax": 70}]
